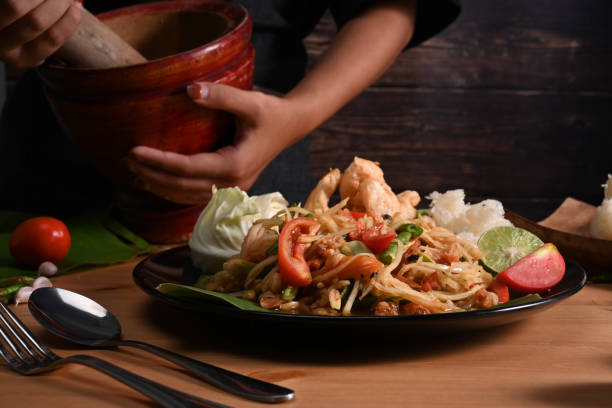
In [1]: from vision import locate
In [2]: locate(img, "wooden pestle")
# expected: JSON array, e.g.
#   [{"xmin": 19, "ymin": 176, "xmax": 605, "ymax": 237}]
[{"xmin": 54, "ymin": 8, "xmax": 147, "ymax": 68}]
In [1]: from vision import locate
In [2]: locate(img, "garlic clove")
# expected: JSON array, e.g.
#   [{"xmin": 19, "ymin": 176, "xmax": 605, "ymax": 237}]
[
  {"xmin": 38, "ymin": 261, "xmax": 58, "ymax": 277},
  {"xmin": 32, "ymin": 276, "xmax": 53, "ymax": 289},
  {"xmin": 15, "ymin": 286, "xmax": 34, "ymax": 305}
]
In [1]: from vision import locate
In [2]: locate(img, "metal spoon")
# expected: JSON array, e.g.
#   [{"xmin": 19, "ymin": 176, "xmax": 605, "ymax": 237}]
[{"xmin": 28, "ymin": 287, "xmax": 294, "ymax": 403}]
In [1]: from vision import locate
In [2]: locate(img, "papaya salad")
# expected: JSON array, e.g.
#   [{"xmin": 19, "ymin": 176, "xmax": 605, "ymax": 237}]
[{"xmin": 188, "ymin": 157, "xmax": 562, "ymax": 316}]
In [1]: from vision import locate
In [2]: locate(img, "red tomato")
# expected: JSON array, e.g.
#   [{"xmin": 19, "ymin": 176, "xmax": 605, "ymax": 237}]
[
  {"xmin": 9, "ymin": 217, "xmax": 71, "ymax": 268},
  {"xmin": 278, "ymin": 217, "xmax": 320, "ymax": 287},
  {"xmin": 361, "ymin": 223, "xmax": 397, "ymax": 254},
  {"xmin": 497, "ymin": 243, "xmax": 565, "ymax": 293},
  {"xmin": 488, "ymin": 278, "xmax": 510, "ymax": 303},
  {"xmin": 337, "ymin": 256, "xmax": 384, "ymax": 281}
]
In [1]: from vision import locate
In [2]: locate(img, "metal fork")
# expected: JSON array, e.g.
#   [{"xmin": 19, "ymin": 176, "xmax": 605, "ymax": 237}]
[{"xmin": 0, "ymin": 301, "xmax": 230, "ymax": 408}]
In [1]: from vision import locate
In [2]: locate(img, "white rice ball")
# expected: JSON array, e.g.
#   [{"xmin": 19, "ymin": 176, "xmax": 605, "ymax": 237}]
[
  {"xmin": 428, "ymin": 189, "xmax": 468, "ymax": 226},
  {"xmin": 428, "ymin": 190, "xmax": 512, "ymax": 244},
  {"xmin": 590, "ymin": 198, "xmax": 612, "ymax": 240}
]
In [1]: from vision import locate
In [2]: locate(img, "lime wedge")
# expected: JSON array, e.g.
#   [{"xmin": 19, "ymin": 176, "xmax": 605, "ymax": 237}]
[{"xmin": 477, "ymin": 226, "xmax": 544, "ymax": 273}]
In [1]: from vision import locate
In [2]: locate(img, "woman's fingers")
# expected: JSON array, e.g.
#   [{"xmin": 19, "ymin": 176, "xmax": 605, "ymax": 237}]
[
  {"xmin": 0, "ymin": 0, "xmax": 71, "ymax": 51},
  {"xmin": 126, "ymin": 146, "xmax": 262, "ymax": 204},
  {"xmin": 187, "ymin": 82, "xmax": 263, "ymax": 121},
  {"xmin": 0, "ymin": 0, "xmax": 44, "ymax": 28},
  {"xmin": 127, "ymin": 85, "xmax": 288, "ymax": 205},
  {"xmin": 128, "ymin": 161, "xmax": 215, "ymax": 204},
  {"xmin": 126, "ymin": 156, "xmax": 252, "ymax": 205},
  {"xmin": 17, "ymin": 1, "xmax": 81, "ymax": 66},
  {"xmin": 128, "ymin": 145, "xmax": 244, "ymax": 181},
  {"xmin": 0, "ymin": 0, "xmax": 82, "ymax": 68}
]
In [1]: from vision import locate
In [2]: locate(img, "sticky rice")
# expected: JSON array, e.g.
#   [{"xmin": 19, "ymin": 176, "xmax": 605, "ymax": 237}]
[
  {"xmin": 590, "ymin": 174, "xmax": 612, "ymax": 240},
  {"xmin": 428, "ymin": 189, "xmax": 512, "ymax": 244}
]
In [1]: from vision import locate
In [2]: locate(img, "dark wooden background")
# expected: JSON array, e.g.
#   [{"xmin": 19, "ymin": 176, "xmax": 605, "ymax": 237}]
[{"xmin": 305, "ymin": 0, "xmax": 611, "ymax": 220}]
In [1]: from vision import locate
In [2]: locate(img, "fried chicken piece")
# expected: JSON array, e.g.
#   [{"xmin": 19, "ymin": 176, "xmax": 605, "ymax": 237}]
[
  {"xmin": 339, "ymin": 156, "xmax": 385, "ymax": 202},
  {"xmin": 304, "ymin": 168, "xmax": 342, "ymax": 212}
]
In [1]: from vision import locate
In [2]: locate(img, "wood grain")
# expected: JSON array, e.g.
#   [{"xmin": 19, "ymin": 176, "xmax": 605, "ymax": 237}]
[
  {"xmin": 305, "ymin": 0, "xmax": 612, "ymax": 221},
  {"xmin": 308, "ymin": 0, "xmax": 612, "ymax": 91},
  {"xmin": 1, "ymin": 261, "xmax": 610, "ymax": 408},
  {"xmin": 310, "ymin": 89, "xmax": 611, "ymax": 200}
]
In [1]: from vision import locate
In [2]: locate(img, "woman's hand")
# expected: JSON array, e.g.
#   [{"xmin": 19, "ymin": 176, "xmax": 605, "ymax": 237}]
[
  {"xmin": 0, "ymin": 0, "xmax": 83, "ymax": 69},
  {"xmin": 125, "ymin": 0, "xmax": 417, "ymax": 206},
  {"xmin": 125, "ymin": 82, "xmax": 305, "ymax": 205}
]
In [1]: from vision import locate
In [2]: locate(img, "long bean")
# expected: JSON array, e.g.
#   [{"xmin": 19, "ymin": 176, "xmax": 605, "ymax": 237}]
[
  {"xmin": 398, "ymin": 223, "xmax": 423, "ymax": 238},
  {"xmin": 378, "ymin": 241, "xmax": 399, "ymax": 265},
  {"xmin": 0, "ymin": 276, "xmax": 34, "ymax": 287},
  {"xmin": 396, "ymin": 231, "xmax": 412, "ymax": 244},
  {"xmin": 0, "ymin": 283, "xmax": 27, "ymax": 304}
]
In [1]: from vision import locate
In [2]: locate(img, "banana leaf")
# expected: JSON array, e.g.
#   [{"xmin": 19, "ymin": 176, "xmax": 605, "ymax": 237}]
[
  {"xmin": 0, "ymin": 210, "xmax": 154, "ymax": 279},
  {"xmin": 156, "ymin": 283, "xmax": 273, "ymax": 312}
]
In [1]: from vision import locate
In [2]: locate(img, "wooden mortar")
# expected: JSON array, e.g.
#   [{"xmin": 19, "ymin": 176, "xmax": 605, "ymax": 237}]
[{"xmin": 38, "ymin": 0, "xmax": 254, "ymax": 243}]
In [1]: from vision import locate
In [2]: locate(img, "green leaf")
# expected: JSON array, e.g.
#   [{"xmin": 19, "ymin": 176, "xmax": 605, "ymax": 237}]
[
  {"xmin": 100, "ymin": 213, "xmax": 150, "ymax": 250},
  {"xmin": 488, "ymin": 294, "xmax": 542, "ymax": 309},
  {"xmin": 59, "ymin": 213, "xmax": 152, "ymax": 273},
  {"xmin": 0, "ymin": 210, "xmax": 153, "ymax": 278},
  {"xmin": 156, "ymin": 283, "xmax": 274, "ymax": 312}
]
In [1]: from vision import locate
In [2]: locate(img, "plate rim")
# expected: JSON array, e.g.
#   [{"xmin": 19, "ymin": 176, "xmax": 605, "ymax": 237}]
[{"xmin": 132, "ymin": 245, "xmax": 587, "ymax": 324}]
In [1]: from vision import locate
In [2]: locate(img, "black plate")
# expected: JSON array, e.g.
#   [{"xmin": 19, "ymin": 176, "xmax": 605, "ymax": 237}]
[{"xmin": 133, "ymin": 245, "xmax": 587, "ymax": 333}]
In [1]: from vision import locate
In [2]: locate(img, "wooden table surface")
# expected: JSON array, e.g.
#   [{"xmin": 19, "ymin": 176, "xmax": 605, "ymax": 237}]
[{"xmin": 1, "ymin": 259, "xmax": 611, "ymax": 408}]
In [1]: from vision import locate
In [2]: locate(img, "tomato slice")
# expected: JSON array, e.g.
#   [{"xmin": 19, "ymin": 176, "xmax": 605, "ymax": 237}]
[
  {"xmin": 338, "ymin": 209, "xmax": 371, "ymax": 222},
  {"xmin": 349, "ymin": 211, "xmax": 369, "ymax": 221},
  {"xmin": 497, "ymin": 243, "xmax": 565, "ymax": 293},
  {"xmin": 348, "ymin": 221, "xmax": 365, "ymax": 241},
  {"xmin": 361, "ymin": 223, "xmax": 397, "ymax": 254},
  {"xmin": 278, "ymin": 217, "xmax": 320, "ymax": 287},
  {"xmin": 337, "ymin": 256, "xmax": 384, "ymax": 280},
  {"xmin": 488, "ymin": 278, "xmax": 510, "ymax": 303}
]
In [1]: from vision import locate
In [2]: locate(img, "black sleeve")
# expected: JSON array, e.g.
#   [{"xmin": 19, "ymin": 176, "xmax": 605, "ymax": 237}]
[
  {"xmin": 329, "ymin": 0, "xmax": 461, "ymax": 47},
  {"xmin": 409, "ymin": 0, "xmax": 461, "ymax": 47},
  {"xmin": 328, "ymin": 0, "xmax": 377, "ymax": 29},
  {"xmin": 86, "ymin": 0, "xmax": 151, "ymax": 14}
]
